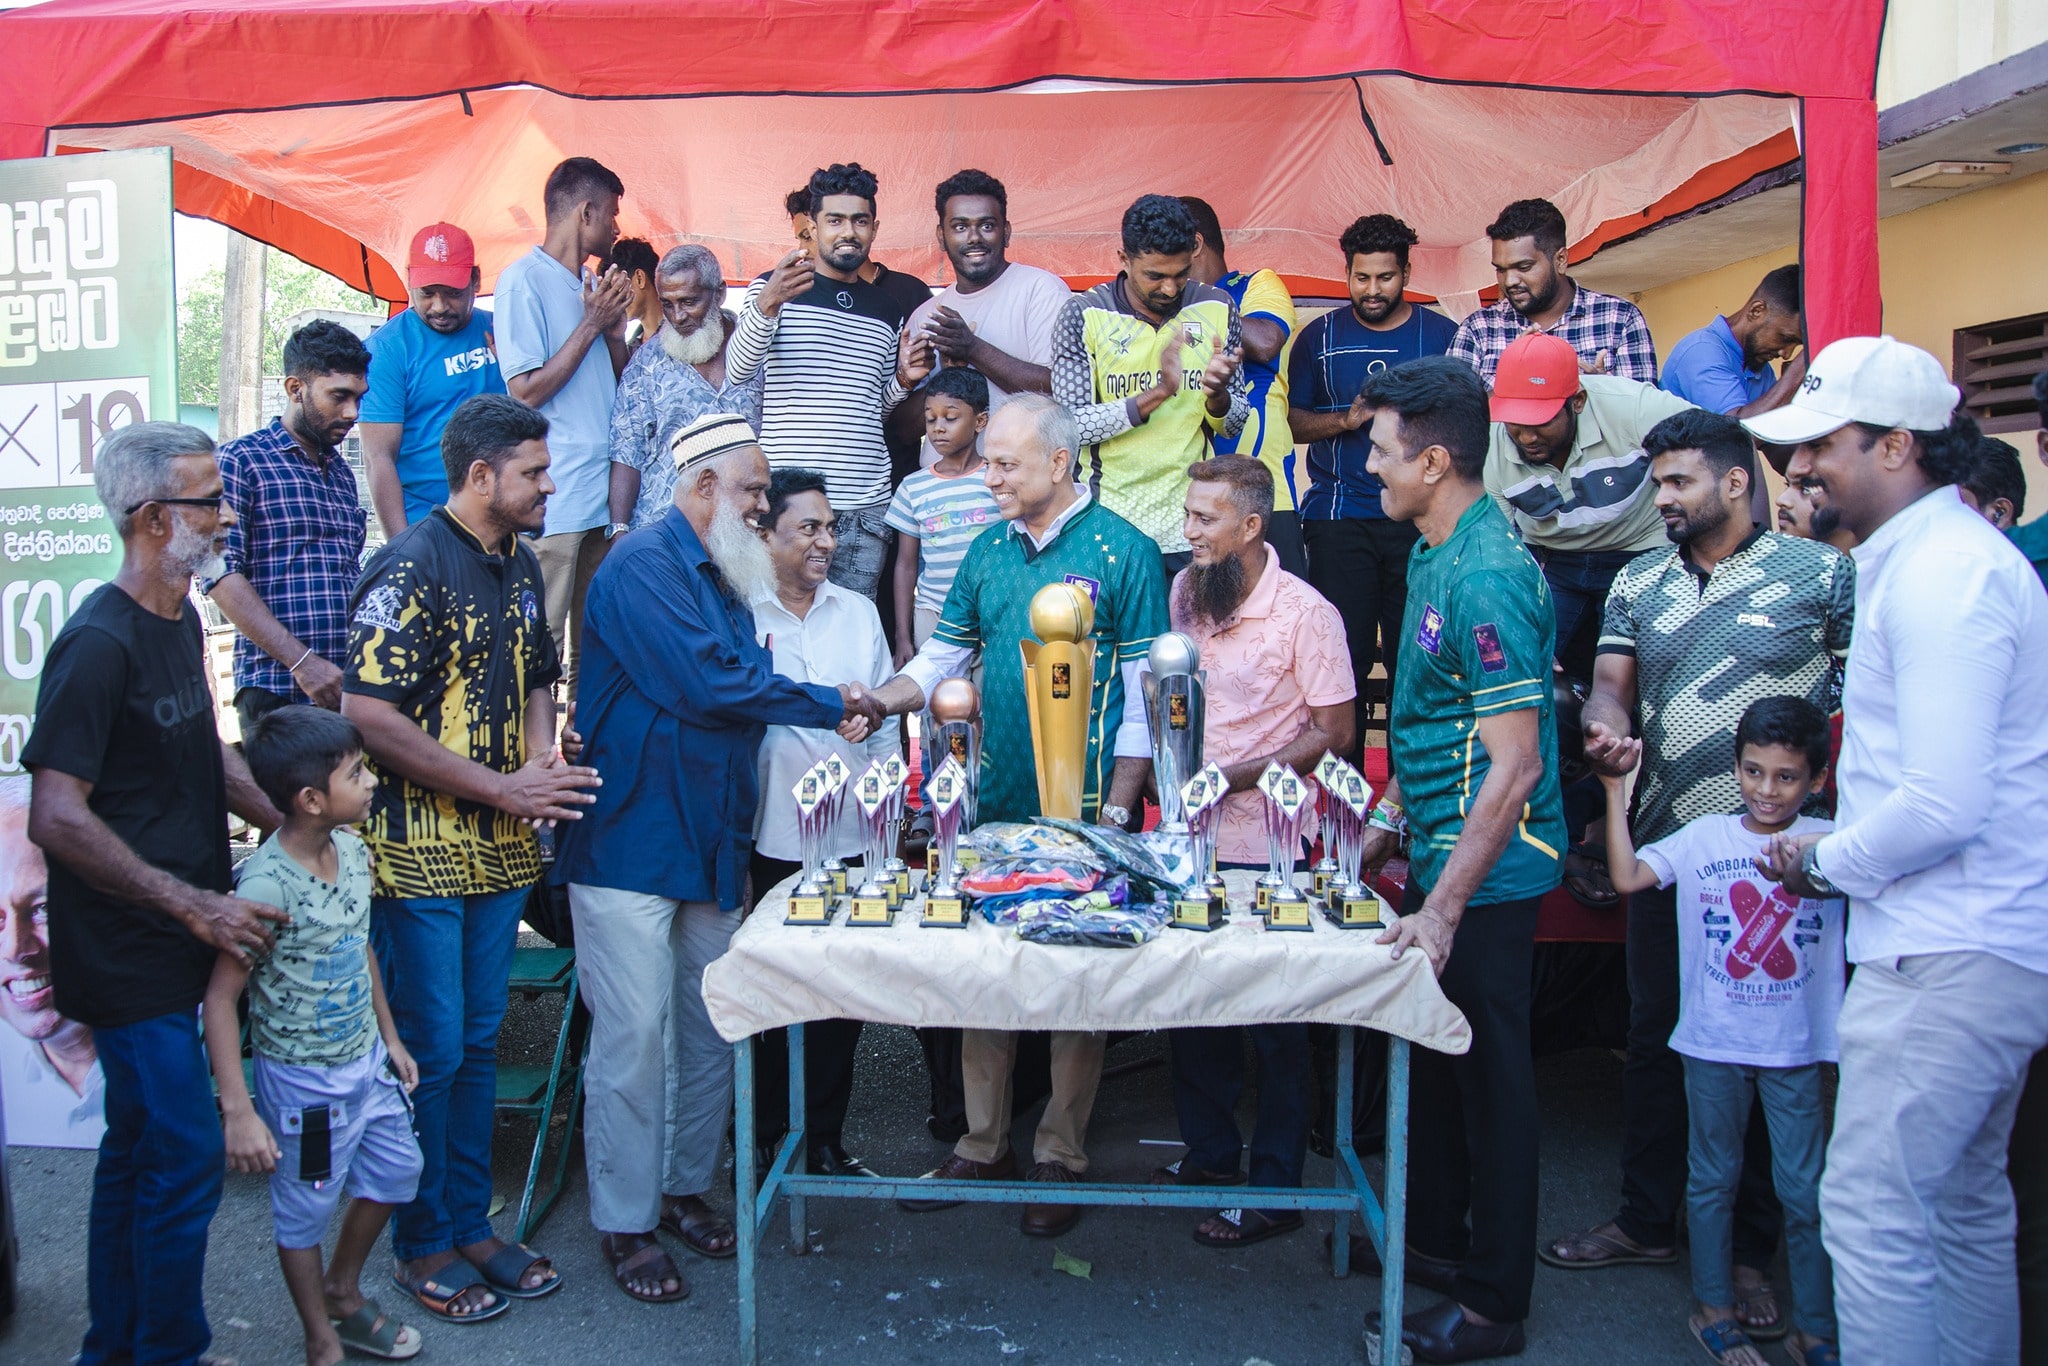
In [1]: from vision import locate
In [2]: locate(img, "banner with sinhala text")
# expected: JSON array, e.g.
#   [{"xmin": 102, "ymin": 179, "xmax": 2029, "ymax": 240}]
[{"xmin": 0, "ymin": 147, "xmax": 172, "ymax": 1148}]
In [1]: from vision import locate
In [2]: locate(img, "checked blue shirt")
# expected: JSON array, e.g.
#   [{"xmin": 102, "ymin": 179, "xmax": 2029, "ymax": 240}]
[
  {"xmin": 1449, "ymin": 281, "xmax": 1659, "ymax": 387},
  {"xmin": 208, "ymin": 418, "xmax": 368, "ymax": 700}
]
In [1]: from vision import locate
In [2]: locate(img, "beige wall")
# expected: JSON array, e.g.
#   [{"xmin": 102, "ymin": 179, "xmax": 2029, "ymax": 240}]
[
  {"xmin": 1632, "ymin": 170, "xmax": 2048, "ymax": 508},
  {"xmin": 1877, "ymin": 0, "xmax": 2048, "ymax": 108}
]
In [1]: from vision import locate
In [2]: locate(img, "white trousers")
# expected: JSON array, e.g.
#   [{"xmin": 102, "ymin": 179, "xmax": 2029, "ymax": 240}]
[
  {"xmin": 569, "ymin": 884, "xmax": 737, "ymax": 1235},
  {"xmin": 1822, "ymin": 950, "xmax": 2048, "ymax": 1364}
]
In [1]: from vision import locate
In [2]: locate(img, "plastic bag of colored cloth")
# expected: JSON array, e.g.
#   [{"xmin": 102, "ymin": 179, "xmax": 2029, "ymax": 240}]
[
  {"xmin": 1037, "ymin": 819, "xmax": 1197, "ymax": 900},
  {"xmin": 958, "ymin": 859, "xmax": 1100, "ymax": 899},
  {"xmin": 966, "ymin": 821, "xmax": 1108, "ymax": 869},
  {"xmin": 1015, "ymin": 884, "xmax": 1169, "ymax": 949},
  {"xmin": 975, "ymin": 884, "xmax": 1084, "ymax": 926}
]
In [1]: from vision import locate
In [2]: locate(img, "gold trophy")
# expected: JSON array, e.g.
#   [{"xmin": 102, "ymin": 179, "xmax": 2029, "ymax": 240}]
[{"xmin": 1020, "ymin": 582, "xmax": 1097, "ymax": 820}]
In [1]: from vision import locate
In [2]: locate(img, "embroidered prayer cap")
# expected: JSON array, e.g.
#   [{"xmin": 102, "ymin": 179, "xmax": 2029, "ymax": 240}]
[{"xmin": 670, "ymin": 412, "xmax": 761, "ymax": 471}]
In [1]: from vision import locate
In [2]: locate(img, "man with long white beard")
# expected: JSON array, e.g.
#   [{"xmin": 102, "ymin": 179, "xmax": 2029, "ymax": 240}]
[
  {"xmin": 605, "ymin": 244, "xmax": 764, "ymax": 535},
  {"xmin": 552, "ymin": 412, "xmax": 883, "ymax": 1302}
]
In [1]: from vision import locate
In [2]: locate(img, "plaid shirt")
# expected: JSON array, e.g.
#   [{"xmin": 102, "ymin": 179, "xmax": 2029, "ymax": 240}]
[
  {"xmin": 1449, "ymin": 281, "xmax": 1659, "ymax": 386},
  {"xmin": 208, "ymin": 418, "xmax": 368, "ymax": 699}
]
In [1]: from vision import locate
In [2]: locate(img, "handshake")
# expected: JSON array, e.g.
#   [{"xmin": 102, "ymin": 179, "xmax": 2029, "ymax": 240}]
[{"xmin": 835, "ymin": 682, "xmax": 890, "ymax": 743}]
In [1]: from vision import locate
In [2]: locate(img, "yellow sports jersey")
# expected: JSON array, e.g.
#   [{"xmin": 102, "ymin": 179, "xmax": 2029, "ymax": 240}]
[
  {"xmin": 1051, "ymin": 278, "xmax": 1248, "ymax": 555},
  {"xmin": 1208, "ymin": 268, "xmax": 1298, "ymax": 512}
]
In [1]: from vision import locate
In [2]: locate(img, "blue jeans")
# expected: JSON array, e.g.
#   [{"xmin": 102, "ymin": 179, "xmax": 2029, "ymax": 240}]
[
  {"xmin": 1537, "ymin": 546, "xmax": 1639, "ymax": 677},
  {"xmin": 1683, "ymin": 1056, "xmax": 1837, "ymax": 1340},
  {"xmin": 83, "ymin": 1009, "xmax": 225, "ymax": 1366},
  {"xmin": 371, "ymin": 886, "xmax": 528, "ymax": 1261},
  {"xmin": 1170, "ymin": 1022, "xmax": 1313, "ymax": 1195}
]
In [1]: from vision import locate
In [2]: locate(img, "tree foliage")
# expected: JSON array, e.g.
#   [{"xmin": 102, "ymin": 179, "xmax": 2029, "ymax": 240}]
[{"xmin": 177, "ymin": 246, "xmax": 378, "ymax": 406}]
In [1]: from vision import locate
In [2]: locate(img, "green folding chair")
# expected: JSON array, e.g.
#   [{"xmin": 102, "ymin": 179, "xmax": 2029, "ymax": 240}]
[{"xmin": 496, "ymin": 944, "xmax": 584, "ymax": 1243}]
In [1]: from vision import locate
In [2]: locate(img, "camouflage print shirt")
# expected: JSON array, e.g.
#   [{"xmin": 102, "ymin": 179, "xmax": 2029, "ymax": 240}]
[
  {"xmin": 236, "ymin": 830, "xmax": 377, "ymax": 1067},
  {"xmin": 1598, "ymin": 529, "xmax": 1854, "ymax": 844}
]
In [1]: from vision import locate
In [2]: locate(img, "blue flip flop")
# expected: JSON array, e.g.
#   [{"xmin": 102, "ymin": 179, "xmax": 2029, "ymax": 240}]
[
  {"xmin": 474, "ymin": 1242, "xmax": 562, "ymax": 1299},
  {"xmin": 390, "ymin": 1260, "xmax": 508, "ymax": 1324}
]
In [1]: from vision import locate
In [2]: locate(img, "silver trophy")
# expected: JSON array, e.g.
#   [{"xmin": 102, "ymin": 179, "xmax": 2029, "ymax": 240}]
[
  {"xmin": 848, "ymin": 760, "xmax": 895, "ymax": 926},
  {"xmin": 1311, "ymin": 752, "xmax": 1345, "ymax": 899},
  {"xmin": 927, "ymin": 677, "xmax": 982, "ymax": 836},
  {"xmin": 880, "ymin": 752, "xmax": 912, "ymax": 905},
  {"xmin": 784, "ymin": 761, "xmax": 834, "ymax": 925},
  {"xmin": 1324, "ymin": 762, "xmax": 1383, "ymax": 928},
  {"xmin": 923, "ymin": 756, "xmax": 971, "ymax": 928},
  {"xmin": 1257, "ymin": 762, "xmax": 1315, "ymax": 929},
  {"xmin": 818, "ymin": 750, "xmax": 852, "ymax": 895},
  {"xmin": 1140, "ymin": 632, "xmax": 1205, "ymax": 832},
  {"xmin": 1170, "ymin": 766, "xmax": 1228, "ymax": 930}
]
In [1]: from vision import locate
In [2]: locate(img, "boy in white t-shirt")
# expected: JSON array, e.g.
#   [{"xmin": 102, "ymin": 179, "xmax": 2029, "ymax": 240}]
[
  {"xmin": 1605, "ymin": 696, "xmax": 1844, "ymax": 1366},
  {"xmin": 886, "ymin": 365, "xmax": 998, "ymax": 666}
]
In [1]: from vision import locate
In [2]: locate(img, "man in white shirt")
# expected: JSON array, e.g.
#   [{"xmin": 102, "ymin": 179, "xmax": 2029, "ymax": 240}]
[
  {"xmin": 495, "ymin": 156, "xmax": 632, "ymax": 694},
  {"xmin": 906, "ymin": 169, "xmax": 1069, "ymax": 450},
  {"xmin": 749, "ymin": 466, "xmax": 897, "ymax": 1181},
  {"xmin": 1749, "ymin": 336, "xmax": 2048, "ymax": 1365}
]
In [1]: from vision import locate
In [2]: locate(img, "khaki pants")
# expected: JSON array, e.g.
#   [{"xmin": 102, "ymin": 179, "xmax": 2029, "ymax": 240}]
[
  {"xmin": 535, "ymin": 525, "xmax": 608, "ymax": 697},
  {"xmin": 955, "ymin": 1029, "xmax": 1105, "ymax": 1172}
]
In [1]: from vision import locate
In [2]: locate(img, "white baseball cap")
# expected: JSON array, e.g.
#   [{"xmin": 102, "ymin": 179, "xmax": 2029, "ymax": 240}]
[{"xmin": 1741, "ymin": 335, "xmax": 1960, "ymax": 446}]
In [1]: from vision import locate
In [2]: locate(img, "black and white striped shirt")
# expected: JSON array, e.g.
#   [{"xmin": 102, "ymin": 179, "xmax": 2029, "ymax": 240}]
[{"xmin": 728, "ymin": 274, "xmax": 911, "ymax": 509}]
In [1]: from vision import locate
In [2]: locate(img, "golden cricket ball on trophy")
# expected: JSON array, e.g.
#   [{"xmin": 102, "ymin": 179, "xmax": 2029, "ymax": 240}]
[
  {"xmin": 929, "ymin": 677, "xmax": 980, "ymax": 723},
  {"xmin": 1028, "ymin": 582, "xmax": 1095, "ymax": 643}
]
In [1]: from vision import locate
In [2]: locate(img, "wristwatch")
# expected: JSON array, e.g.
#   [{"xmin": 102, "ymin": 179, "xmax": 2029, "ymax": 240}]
[
  {"xmin": 1798, "ymin": 842, "xmax": 1840, "ymax": 898},
  {"xmin": 602, "ymin": 521, "xmax": 631, "ymax": 541},
  {"xmin": 1097, "ymin": 803, "xmax": 1132, "ymax": 828}
]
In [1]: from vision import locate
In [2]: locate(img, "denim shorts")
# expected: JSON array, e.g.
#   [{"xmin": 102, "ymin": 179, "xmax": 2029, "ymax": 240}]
[{"xmin": 253, "ymin": 1040, "xmax": 423, "ymax": 1248}]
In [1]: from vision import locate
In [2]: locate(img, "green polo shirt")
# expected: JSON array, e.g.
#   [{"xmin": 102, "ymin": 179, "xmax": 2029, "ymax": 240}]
[
  {"xmin": 931, "ymin": 497, "xmax": 1169, "ymax": 824},
  {"xmin": 2010, "ymin": 518, "xmax": 2048, "ymax": 592},
  {"xmin": 1390, "ymin": 495, "xmax": 1565, "ymax": 904}
]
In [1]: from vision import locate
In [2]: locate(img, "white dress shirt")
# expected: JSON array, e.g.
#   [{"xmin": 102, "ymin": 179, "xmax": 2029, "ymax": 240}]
[
  {"xmin": 752, "ymin": 580, "xmax": 899, "ymax": 863},
  {"xmin": 0, "ymin": 1027, "xmax": 105, "ymax": 1149},
  {"xmin": 1815, "ymin": 484, "xmax": 2048, "ymax": 974},
  {"xmin": 897, "ymin": 488, "xmax": 1151, "ymax": 760}
]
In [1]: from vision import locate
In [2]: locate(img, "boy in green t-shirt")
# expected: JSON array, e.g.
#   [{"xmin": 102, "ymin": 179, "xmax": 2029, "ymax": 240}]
[{"xmin": 203, "ymin": 708, "xmax": 439, "ymax": 1363}]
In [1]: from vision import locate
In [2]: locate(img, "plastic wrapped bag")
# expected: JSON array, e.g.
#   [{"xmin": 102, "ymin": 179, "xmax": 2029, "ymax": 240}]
[{"xmin": 1015, "ymin": 881, "xmax": 1169, "ymax": 948}]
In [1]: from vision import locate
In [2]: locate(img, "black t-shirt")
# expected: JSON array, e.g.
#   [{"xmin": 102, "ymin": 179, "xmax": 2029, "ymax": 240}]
[
  {"xmin": 21, "ymin": 584, "xmax": 230, "ymax": 1028},
  {"xmin": 871, "ymin": 262, "xmax": 934, "ymax": 481}
]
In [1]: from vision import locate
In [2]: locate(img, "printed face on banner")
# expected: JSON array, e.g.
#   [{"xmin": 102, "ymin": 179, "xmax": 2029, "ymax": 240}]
[{"xmin": 0, "ymin": 781, "xmax": 104, "ymax": 1149}]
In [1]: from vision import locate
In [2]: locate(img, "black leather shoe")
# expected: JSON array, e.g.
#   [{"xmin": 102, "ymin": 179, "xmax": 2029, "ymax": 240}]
[
  {"xmin": 806, "ymin": 1143, "xmax": 879, "ymax": 1179},
  {"xmin": 1324, "ymin": 1230, "xmax": 1463, "ymax": 1296},
  {"xmin": 1364, "ymin": 1298, "xmax": 1526, "ymax": 1363}
]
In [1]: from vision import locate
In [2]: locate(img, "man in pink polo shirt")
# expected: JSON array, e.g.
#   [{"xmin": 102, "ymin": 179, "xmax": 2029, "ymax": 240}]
[{"xmin": 1155, "ymin": 455, "xmax": 1356, "ymax": 1249}]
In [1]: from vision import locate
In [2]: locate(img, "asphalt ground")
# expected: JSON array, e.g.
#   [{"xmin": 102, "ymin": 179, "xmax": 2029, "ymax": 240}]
[{"xmin": 0, "ymin": 964, "xmax": 1808, "ymax": 1366}]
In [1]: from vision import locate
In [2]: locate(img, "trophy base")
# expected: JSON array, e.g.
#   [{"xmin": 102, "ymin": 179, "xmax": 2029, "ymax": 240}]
[
  {"xmin": 1254, "ymin": 878, "xmax": 1287, "ymax": 915},
  {"xmin": 886, "ymin": 862, "xmax": 912, "ymax": 901},
  {"xmin": 1265, "ymin": 892, "xmax": 1314, "ymax": 931},
  {"xmin": 823, "ymin": 865, "xmax": 849, "ymax": 896},
  {"xmin": 847, "ymin": 892, "xmax": 896, "ymax": 927},
  {"xmin": 1323, "ymin": 890, "xmax": 1384, "ymax": 929},
  {"xmin": 784, "ymin": 891, "xmax": 834, "ymax": 926},
  {"xmin": 922, "ymin": 893, "xmax": 969, "ymax": 928},
  {"xmin": 1171, "ymin": 895, "xmax": 1227, "ymax": 931},
  {"xmin": 1311, "ymin": 861, "xmax": 1339, "ymax": 900}
]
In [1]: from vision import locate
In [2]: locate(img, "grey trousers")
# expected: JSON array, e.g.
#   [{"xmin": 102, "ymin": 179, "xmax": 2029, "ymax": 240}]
[
  {"xmin": 1823, "ymin": 950, "xmax": 2048, "ymax": 1364},
  {"xmin": 569, "ymin": 883, "xmax": 737, "ymax": 1235}
]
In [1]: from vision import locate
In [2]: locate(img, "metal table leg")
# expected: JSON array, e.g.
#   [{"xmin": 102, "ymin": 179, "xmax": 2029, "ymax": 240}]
[
  {"xmin": 735, "ymin": 1034, "xmax": 758, "ymax": 1366},
  {"xmin": 786, "ymin": 1022, "xmax": 807, "ymax": 1255},
  {"xmin": 1382, "ymin": 1038, "xmax": 1409, "ymax": 1349}
]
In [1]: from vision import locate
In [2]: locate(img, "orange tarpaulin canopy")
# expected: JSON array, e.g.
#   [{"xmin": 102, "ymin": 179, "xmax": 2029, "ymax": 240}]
[{"xmin": 0, "ymin": 0, "xmax": 1885, "ymax": 344}]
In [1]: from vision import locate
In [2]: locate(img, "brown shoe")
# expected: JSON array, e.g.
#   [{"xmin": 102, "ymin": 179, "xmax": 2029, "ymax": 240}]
[
  {"xmin": 1021, "ymin": 1161, "xmax": 1082, "ymax": 1237},
  {"xmin": 898, "ymin": 1150, "xmax": 1018, "ymax": 1213}
]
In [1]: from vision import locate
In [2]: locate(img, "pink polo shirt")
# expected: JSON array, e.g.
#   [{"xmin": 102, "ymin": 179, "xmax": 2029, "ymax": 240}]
[{"xmin": 1170, "ymin": 544, "xmax": 1356, "ymax": 866}]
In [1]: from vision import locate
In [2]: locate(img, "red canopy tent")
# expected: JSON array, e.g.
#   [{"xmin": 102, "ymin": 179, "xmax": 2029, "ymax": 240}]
[{"xmin": 0, "ymin": 0, "xmax": 1883, "ymax": 341}]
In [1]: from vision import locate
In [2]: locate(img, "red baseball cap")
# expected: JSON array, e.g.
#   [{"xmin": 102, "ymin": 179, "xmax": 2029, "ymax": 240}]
[
  {"xmin": 1488, "ymin": 332, "xmax": 1582, "ymax": 425},
  {"xmin": 407, "ymin": 222, "xmax": 476, "ymax": 290}
]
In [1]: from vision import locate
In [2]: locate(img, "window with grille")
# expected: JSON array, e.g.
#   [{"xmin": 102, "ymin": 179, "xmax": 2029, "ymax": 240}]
[{"xmin": 1954, "ymin": 311, "xmax": 2047, "ymax": 435}]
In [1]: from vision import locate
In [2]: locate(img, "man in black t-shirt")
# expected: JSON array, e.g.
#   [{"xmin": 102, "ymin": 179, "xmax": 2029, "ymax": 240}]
[{"xmin": 23, "ymin": 420, "xmax": 285, "ymax": 1365}]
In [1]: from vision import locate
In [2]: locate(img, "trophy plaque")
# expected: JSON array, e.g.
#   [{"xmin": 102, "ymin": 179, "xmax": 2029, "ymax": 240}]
[
  {"xmin": 848, "ymin": 761, "xmax": 896, "ymax": 927},
  {"xmin": 783, "ymin": 761, "xmax": 835, "ymax": 925},
  {"xmin": 1170, "ymin": 768, "xmax": 1227, "ymax": 931},
  {"xmin": 1141, "ymin": 632, "xmax": 1204, "ymax": 832},
  {"xmin": 922, "ymin": 756, "xmax": 971, "ymax": 928},
  {"xmin": 1020, "ymin": 582, "xmax": 1096, "ymax": 820}
]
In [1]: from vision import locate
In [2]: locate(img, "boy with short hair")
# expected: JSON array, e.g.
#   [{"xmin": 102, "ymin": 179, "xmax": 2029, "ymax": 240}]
[
  {"xmin": 886, "ymin": 365, "xmax": 1000, "ymax": 667},
  {"xmin": 203, "ymin": 707, "xmax": 435, "ymax": 1364},
  {"xmin": 1603, "ymin": 696, "xmax": 1844, "ymax": 1366}
]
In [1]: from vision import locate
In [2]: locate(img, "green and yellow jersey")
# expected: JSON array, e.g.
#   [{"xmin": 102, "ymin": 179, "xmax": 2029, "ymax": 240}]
[{"xmin": 1208, "ymin": 267, "xmax": 1298, "ymax": 512}]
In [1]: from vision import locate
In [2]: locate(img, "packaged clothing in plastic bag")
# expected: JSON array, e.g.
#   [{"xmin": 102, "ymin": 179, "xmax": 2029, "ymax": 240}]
[
  {"xmin": 1037, "ymin": 819, "xmax": 1198, "ymax": 900},
  {"xmin": 1016, "ymin": 883, "xmax": 1169, "ymax": 948}
]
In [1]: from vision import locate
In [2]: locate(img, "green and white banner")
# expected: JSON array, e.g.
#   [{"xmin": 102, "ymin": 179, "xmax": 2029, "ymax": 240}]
[{"xmin": 0, "ymin": 147, "xmax": 174, "ymax": 776}]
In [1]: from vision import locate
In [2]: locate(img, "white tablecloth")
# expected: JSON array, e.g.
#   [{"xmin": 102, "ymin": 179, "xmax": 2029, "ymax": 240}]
[{"xmin": 702, "ymin": 869, "xmax": 1471, "ymax": 1054}]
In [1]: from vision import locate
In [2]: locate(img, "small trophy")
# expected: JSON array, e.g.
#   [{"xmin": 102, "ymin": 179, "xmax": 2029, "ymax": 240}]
[
  {"xmin": 819, "ymin": 750, "xmax": 851, "ymax": 895},
  {"xmin": 1258, "ymin": 762, "xmax": 1314, "ymax": 931},
  {"xmin": 1196, "ymin": 759, "xmax": 1229, "ymax": 913},
  {"xmin": 922, "ymin": 756, "xmax": 971, "ymax": 928},
  {"xmin": 1324, "ymin": 764, "xmax": 1384, "ymax": 929},
  {"xmin": 1020, "ymin": 583, "xmax": 1097, "ymax": 820},
  {"xmin": 1170, "ymin": 768, "xmax": 1227, "ymax": 931},
  {"xmin": 927, "ymin": 677, "xmax": 982, "ymax": 875},
  {"xmin": 880, "ymin": 752, "xmax": 912, "ymax": 905},
  {"xmin": 1140, "ymin": 633, "xmax": 1204, "ymax": 832},
  {"xmin": 1310, "ymin": 752, "xmax": 1344, "ymax": 899},
  {"xmin": 784, "ymin": 761, "xmax": 834, "ymax": 925},
  {"xmin": 848, "ymin": 761, "xmax": 895, "ymax": 927}
]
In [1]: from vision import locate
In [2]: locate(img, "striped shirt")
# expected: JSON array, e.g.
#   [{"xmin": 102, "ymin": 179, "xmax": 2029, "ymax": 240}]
[
  {"xmin": 728, "ymin": 274, "xmax": 911, "ymax": 509},
  {"xmin": 1450, "ymin": 281, "xmax": 1659, "ymax": 386},
  {"xmin": 884, "ymin": 465, "xmax": 1002, "ymax": 614}
]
